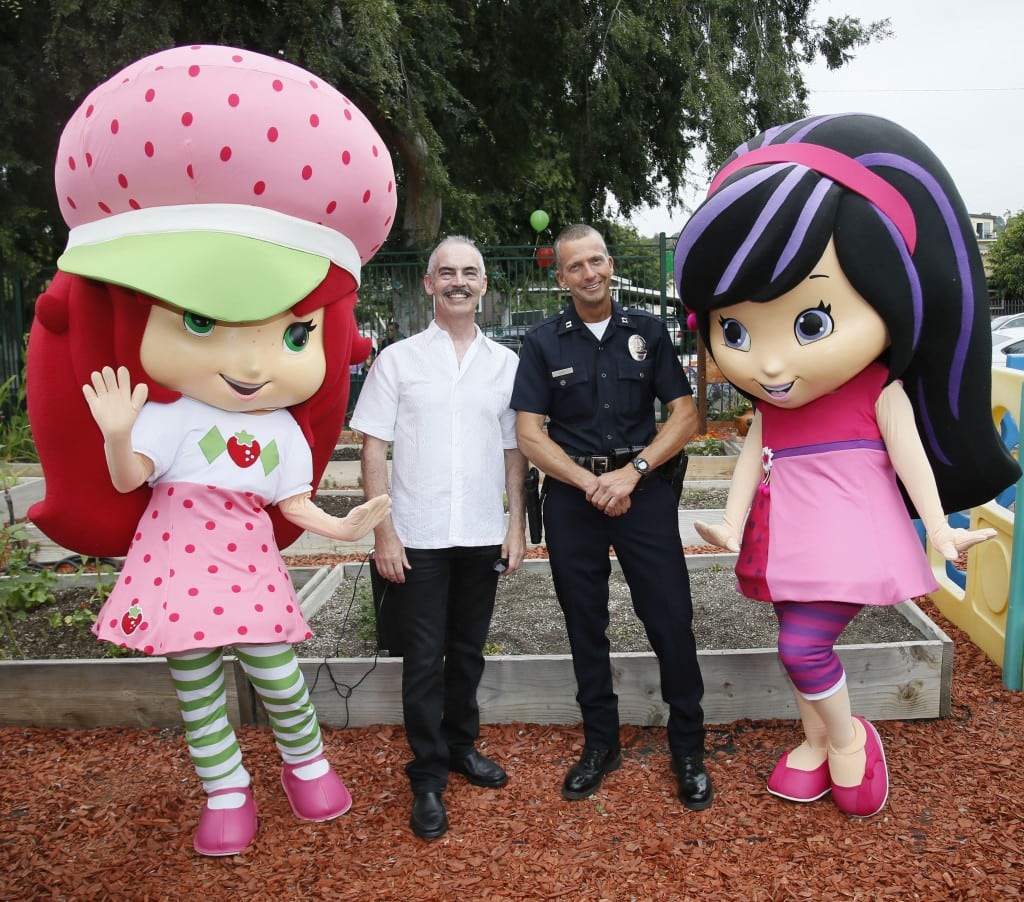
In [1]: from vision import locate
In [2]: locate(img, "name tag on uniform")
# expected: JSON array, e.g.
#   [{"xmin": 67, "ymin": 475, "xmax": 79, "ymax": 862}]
[{"xmin": 551, "ymin": 367, "xmax": 574, "ymax": 377}]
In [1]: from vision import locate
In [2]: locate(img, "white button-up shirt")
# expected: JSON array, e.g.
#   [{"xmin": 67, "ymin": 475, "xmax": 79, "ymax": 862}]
[{"xmin": 350, "ymin": 321, "xmax": 519, "ymax": 549}]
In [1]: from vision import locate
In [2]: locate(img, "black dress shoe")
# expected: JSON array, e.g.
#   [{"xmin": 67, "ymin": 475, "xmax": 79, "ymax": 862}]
[
  {"xmin": 671, "ymin": 754, "xmax": 714, "ymax": 811},
  {"xmin": 410, "ymin": 791, "xmax": 448, "ymax": 840},
  {"xmin": 450, "ymin": 749, "xmax": 509, "ymax": 788},
  {"xmin": 561, "ymin": 746, "xmax": 622, "ymax": 800}
]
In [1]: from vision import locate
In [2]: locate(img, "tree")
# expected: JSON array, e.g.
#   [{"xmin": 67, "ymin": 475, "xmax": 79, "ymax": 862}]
[
  {"xmin": 987, "ymin": 213, "xmax": 1024, "ymax": 302},
  {"xmin": 0, "ymin": 0, "xmax": 886, "ymax": 277}
]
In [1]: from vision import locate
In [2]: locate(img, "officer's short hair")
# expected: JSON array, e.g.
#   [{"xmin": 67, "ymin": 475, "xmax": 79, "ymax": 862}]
[{"xmin": 553, "ymin": 224, "xmax": 608, "ymax": 268}]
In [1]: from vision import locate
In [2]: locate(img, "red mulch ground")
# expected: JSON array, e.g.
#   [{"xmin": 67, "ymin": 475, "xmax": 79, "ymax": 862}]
[{"xmin": 2, "ymin": 596, "xmax": 1022, "ymax": 900}]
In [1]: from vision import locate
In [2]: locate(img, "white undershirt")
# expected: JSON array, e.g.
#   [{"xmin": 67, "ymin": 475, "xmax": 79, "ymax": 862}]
[{"xmin": 584, "ymin": 317, "xmax": 611, "ymax": 340}]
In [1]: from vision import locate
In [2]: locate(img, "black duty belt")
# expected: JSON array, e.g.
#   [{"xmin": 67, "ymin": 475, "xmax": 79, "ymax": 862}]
[{"xmin": 568, "ymin": 445, "xmax": 646, "ymax": 475}]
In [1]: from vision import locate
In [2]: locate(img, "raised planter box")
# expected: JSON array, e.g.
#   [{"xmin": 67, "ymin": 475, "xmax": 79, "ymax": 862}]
[
  {"xmin": 683, "ymin": 454, "xmax": 738, "ymax": 481},
  {"xmin": 0, "ymin": 560, "xmax": 953, "ymax": 729},
  {"xmin": 0, "ymin": 567, "xmax": 335, "ymax": 729}
]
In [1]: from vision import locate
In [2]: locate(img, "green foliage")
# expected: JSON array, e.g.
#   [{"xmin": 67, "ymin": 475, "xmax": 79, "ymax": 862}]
[
  {"xmin": 987, "ymin": 213, "xmax": 1024, "ymax": 301},
  {"xmin": 0, "ymin": 521, "xmax": 57, "ymax": 657},
  {"xmin": 46, "ymin": 559, "xmax": 118, "ymax": 648},
  {"xmin": 353, "ymin": 581, "xmax": 378, "ymax": 646},
  {"xmin": 0, "ymin": 0, "xmax": 885, "ymax": 277},
  {"xmin": 0, "ymin": 368, "xmax": 37, "ymax": 462},
  {"xmin": 685, "ymin": 434, "xmax": 726, "ymax": 456}
]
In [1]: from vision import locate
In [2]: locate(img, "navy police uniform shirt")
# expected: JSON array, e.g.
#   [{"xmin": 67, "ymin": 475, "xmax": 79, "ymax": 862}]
[{"xmin": 511, "ymin": 302, "xmax": 692, "ymax": 456}]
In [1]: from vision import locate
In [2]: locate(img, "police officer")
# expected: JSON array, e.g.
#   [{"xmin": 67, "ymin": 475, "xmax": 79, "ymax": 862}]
[{"xmin": 511, "ymin": 223, "xmax": 712, "ymax": 810}]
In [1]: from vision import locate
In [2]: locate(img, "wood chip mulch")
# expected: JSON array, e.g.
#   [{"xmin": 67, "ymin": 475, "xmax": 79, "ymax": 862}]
[{"xmin": 2, "ymin": 597, "xmax": 1022, "ymax": 901}]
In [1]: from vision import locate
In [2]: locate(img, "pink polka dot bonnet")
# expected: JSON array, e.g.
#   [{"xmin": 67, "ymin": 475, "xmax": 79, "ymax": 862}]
[{"xmin": 54, "ymin": 44, "xmax": 396, "ymax": 321}]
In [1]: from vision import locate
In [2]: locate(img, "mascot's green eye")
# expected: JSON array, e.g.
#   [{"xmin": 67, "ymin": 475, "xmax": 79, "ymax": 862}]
[
  {"xmin": 284, "ymin": 320, "xmax": 316, "ymax": 353},
  {"xmin": 183, "ymin": 311, "xmax": 215, "ymax": 336}
]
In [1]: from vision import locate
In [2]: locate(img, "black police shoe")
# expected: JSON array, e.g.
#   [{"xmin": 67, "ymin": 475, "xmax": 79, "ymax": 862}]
[
  {"xmin": 450, "ymin": 749, "xmax": 509, "ymax": 788},
  {"xmin": 410, "ymin": 791, "xmax": 449, "ymax": 840},
  {"xmin": 671, "ymin": 754, "xmax": 714, "ymax": 811},
  {"xmin": 561, "ymin": 746, "xmax": 622, "ymax": 800}
]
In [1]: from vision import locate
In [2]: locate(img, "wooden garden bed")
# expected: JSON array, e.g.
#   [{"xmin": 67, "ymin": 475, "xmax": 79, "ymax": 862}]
[{"xmin": 0, "ymin": 561, "xmax": 952, "ymax": 730}]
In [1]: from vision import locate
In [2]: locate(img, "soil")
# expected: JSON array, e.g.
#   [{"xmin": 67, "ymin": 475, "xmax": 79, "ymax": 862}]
[
  {"xmin": 295, "ymin": 564, "xmax": 923, "ymax": 660},
  {"xmin": 1, "ymin": 486, "xmax": 923, "ymax": 661}
]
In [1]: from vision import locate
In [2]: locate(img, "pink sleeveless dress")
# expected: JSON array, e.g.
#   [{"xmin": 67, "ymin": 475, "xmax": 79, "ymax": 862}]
[{"xmin": 736, "ymin": 363, "xmax": 938, "ymax": 605}]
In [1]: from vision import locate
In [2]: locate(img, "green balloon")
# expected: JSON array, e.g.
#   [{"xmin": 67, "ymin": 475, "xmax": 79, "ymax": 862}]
[{"xmin": 530, "ymin": 209, "xmax": 549, "ymax": 232}]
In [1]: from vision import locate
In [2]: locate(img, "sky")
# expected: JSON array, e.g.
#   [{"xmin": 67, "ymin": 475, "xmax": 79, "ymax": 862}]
[{"xmin": 629, "ymin": 0, "xmax": 1024, "ymax": 237}]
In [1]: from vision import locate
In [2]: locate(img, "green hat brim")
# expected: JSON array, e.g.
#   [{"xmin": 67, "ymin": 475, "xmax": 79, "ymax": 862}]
[{"xmin": 58, "ymin": 232, "xmax": 330, "ymax": 322}]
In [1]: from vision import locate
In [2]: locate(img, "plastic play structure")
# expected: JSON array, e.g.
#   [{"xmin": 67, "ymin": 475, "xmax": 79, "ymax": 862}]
[{"xmin": 925, "ymin": 363, "xmax": 1024, "ymax": 689}]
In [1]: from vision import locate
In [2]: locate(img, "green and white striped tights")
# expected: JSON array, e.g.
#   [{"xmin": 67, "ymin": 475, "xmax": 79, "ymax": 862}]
[{"xmin": 167, "ymin": 642, "xmax": 323, "ymax": 794}]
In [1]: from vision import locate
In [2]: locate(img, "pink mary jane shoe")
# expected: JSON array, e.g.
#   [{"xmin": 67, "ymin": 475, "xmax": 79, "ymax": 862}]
[
  {"xmin": 193, "ymin": 787, "xmax": 258, "ymax": 857},
  {"xmin": 766, "ymin": 751, "xmax": 831, "ymax": 802},
  {"xmin": 830, "ymin": 716, "xmax": 889, "ymax": 818},
  {"xmin": 281, "ymin": 756, "xmax": 353, "ymax": 822}
]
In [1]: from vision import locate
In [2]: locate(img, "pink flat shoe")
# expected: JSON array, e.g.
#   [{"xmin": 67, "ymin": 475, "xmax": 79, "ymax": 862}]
[
  {"xmin": 281, "ymin": 756, "xmax": 353, "ymax": 822},
  {"xmin": 193, "ymin": 787, "xmax": 258, "ymax": 856},
  {"xmin": 830, "ymin": 716, "xmax": 889, "ymax": 817},
  {"xmin": 766, "ymin": 751, "xmax": 831, "ymax": 802}
]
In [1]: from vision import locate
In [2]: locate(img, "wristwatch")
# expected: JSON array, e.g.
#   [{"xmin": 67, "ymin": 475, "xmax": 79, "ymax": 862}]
[{"xmin": 632, "ymin": 456, "xmax": 651, "ymax": 478}]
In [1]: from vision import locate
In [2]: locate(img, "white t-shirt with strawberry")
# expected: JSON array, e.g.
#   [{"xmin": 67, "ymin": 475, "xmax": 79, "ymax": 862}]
[
  {"xmin": 93, "ymin": 397, "xmax": 315, "ymax": 656},
  {"xmin": 133, "ymin": 396, "xmax": 313, "ymax": 500}
]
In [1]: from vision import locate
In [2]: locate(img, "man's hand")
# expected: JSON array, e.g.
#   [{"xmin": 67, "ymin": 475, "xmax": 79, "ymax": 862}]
[
  {"xmin": 372, "ymin": 528, "xmax": 411, "ymax": 584},
  {"xmin": 585, "ymin": 467, "xmax": 639, "ymax": 517}
]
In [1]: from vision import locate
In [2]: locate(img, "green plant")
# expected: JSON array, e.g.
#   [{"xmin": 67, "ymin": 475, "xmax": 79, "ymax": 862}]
[
  {"xmin": 0, "ymin": 354, "xmax": 39, "ymax": 462},
  {"xmin": 685, "ymin": 434, "xmax": 726, "ymax": 456},
  {"xmin": 730, "ymin": 397, "xmax": 753, "ymax": 416},
  {"xmin": 0, "ymin": 522, "xmax": 57, "ymax": 657},
  {"xmin": 353, "ymin": 581, "xmax": 378, "ymax": 646},
  {"xmin": 47, "ymin": 559, "xmax": 118, "ymax": 634}
]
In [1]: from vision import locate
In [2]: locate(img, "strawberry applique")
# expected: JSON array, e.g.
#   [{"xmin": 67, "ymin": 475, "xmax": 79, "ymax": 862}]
[
  {"xmin": 227, "ymin": 430, "xmax": 260, "ymax": 468},
  {"xmin": 120, "ymin": 604, "xmax": 144, "ymax": 635},
  {"xmin": 199, "ymin": 426, "xmax": 279, "ymax": 474}
]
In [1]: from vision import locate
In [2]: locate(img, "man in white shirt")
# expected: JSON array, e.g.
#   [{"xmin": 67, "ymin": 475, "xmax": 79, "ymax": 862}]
[{"xmin": 350, "ymin": 236, "xmax": 526, "ymax": 840}]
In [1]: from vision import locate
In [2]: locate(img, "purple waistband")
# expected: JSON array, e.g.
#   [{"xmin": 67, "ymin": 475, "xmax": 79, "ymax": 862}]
[{"xmin": 771, "ymin": 438, "xmax": 885, "ymax": 459}]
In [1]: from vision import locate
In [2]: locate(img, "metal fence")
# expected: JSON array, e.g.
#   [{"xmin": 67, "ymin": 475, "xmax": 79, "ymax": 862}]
[
  {"xmin": 0, "ymin": 270, "xmax": 40, "ymax": 397},
  {"xmin": 3, "ymin": 240, "xmax": 743, "ymax": 427},
  {"xmin": 354, "ymin": 237, "xmax": 691, "ymax": 351}
]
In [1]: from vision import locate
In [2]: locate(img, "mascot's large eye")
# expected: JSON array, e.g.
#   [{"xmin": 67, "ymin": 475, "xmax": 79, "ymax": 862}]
[
  {"xmin": 183, "ymin": 311, "xmax": 215, "ymax": 336},
  {"xmin": 718, "ymin": 316, "xmax": 750, "ymax": 352},
  {"xmin": 284, "ymin": 320, "xmax": 316, "ymax": 353},
  {"xmin": 794, "ymin": 303, "xmax": 834, "ymax": 345}
]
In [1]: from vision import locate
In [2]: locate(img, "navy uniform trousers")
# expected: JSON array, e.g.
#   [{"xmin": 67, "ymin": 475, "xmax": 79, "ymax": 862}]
[{"xmin": 543, "ymin": 472, "xmax": 705, "ymax": 757}]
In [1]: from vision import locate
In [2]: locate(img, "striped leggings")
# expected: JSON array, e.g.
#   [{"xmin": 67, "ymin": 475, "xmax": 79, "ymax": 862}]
[
  {"xmin": 167, "ymin": 643, "xmax": 322, "ymax": 793},
  {"xmin": 774, "ymin": 600, "xmax": 862, "ymax": 699}
]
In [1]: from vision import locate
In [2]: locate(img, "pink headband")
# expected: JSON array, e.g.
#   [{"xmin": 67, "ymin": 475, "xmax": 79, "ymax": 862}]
[{"xmin": 707, "ymin": 143, "xmax": 917, "ymax": 254}]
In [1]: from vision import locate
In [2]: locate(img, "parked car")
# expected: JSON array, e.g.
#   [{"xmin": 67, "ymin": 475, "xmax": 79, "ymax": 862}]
[
  {"xmin": 992, "ymin": 313, "xmax": 1024, "ymax": 332},
  {"xmin": 992, "ymin": 332, "xmax": 1024, "ymax": 367}
]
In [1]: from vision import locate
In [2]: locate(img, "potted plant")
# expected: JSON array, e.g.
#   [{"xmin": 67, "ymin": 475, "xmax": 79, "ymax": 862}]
[{"xmin": 732, "ymin": 398, "xmax": 753, "ymax": 437}]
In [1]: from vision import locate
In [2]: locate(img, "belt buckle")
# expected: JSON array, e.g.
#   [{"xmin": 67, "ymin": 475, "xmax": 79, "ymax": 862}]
[{"xmin": 591, "ymin": 456, "xmax": 609, "ymax": 475}]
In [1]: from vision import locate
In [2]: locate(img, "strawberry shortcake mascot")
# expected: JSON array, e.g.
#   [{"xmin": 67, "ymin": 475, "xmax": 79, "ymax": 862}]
[{"xmin": 27, "ymin": 45, "xmax": 396, "ymax": 856}]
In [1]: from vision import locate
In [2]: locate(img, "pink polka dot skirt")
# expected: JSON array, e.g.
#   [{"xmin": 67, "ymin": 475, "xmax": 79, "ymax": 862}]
[{"xmin": 93, "ymin": 482, "xmax": 312, "ymax": 655}]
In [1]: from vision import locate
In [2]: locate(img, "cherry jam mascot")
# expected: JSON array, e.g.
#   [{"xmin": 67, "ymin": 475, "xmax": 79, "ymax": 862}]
[
  {"xmin": 674, "ymin": 114, "xmax": 1019, "ymax": 817},
  {"xmin": 27, "ymin": 45, "xmax": 396, "ymax": 856}
]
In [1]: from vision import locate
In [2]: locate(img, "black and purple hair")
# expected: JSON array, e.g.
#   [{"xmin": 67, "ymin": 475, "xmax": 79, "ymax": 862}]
[{"xmin": 674, "ymin": 113, "xmax": 1019, "ymax": 513}]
